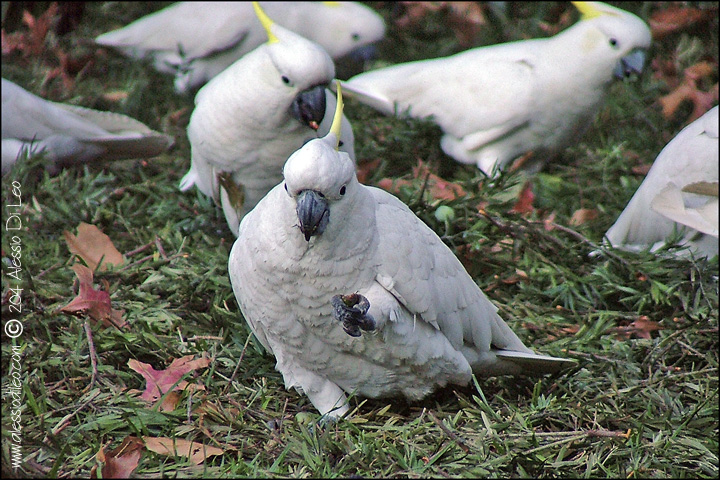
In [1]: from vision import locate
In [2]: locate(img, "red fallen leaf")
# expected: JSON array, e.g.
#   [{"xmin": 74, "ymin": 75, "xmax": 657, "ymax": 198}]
[
  {"xmin": 510, "ymin": 181, "xmax": 535, "ymax": 215},
  {"xmin": 658, "ymin": 62, "xmax": 719, "ymax": 122},
  {"xmin": 59, "ymin": 264, "xmax": 127, "ymax": 329},
  {"xmin": 396, "ymin": 2, "xmax": 489, "ymax": 46},
  {"xmin": 537, "ymin": 8, "xmax": 574, "ymax": 37},
  {"xmin": 652, "ymin": 57, "xmax": 679, "ymax": 88},
  {"xmin": 356, "ymin": 158, "xmax": 381, "ymax": 185},
  {"xmin": 142, "ymin": 436, "xmax": 224, "ymax": 465},
  {"xmin": 1, "ymin": 30, "xmax": 27, "ymax": 55},
  {"xmin": 64, "ymin": 222, "xmax": 124, "ymax": 271},
  {"xmin": 128, "ymin": 355, "xmax": 211, "ymax": 405},
  {"xmin": 631, "ymin": 164, "xmax": 653, "ymax": 176},
  {"xmin": 21, "ymin": 3, "xmax": 58, "ymax": 57},
  {"xmin": 650, "ymin": 5, "xmax": 716, "ymax": 39},
  {"xmin": 43, "ymin": 46, "xmax": 95, "ymax": 92},
  {"xmin": 378, "ymin": 161, "xmax": 466, "ymax": 201},
  {"xmin": 569, "ymin": 208, "xmax": 598, "ymax": 226},
  {"xmin": 445, "ymin": 2, "xmax": 488, "ymax": 47},
  {"xmin": 91, "ymin": 436, "xmax": 143, "ymax": 479},
  {"xmin": 395, "ymin": 2, "xmax": 445, "ymax": 29},
  {"xmin": 411, "ymin": 161, "xmax": 466, "ymax": 201}
]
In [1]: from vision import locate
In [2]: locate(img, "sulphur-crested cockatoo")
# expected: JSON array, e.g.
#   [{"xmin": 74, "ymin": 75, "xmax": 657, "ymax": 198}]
[
  {"xmin": 342, "ymin": 1, "xmax": 651, "ymax": 176},
  {"xmin": 604, "ymin": 106, "xmax": 718, "ymax": 259},
  {"xmin": 229, "ymin": 83, "xmax": 574, "ymax": 419},
  {"xmin": 95, "ymin": 2, "xmax": 386, "ymax": 94},
  {"xmin": 181, "ymin": 3, "xmax": 355, "ymax": 236},
  {"xmin": 1, "ymin": 78, "xmax": 173, "ymax": 176}
]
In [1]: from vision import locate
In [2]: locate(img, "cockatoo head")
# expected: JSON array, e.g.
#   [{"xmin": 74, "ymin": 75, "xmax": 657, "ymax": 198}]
[
  {"xmin": 303, "ymin": 2, "xmax": 386, "ymax": 62},
  {"xmin": 570, "ymin": 2, "xmax": 652, "ymax": 80},
  {"xmin": 254, "ymin": 2, "xmax": 336, "ymax": 130},
  {"xmin": 283, "ymin": 82, "xmax": 356, "ymax": 241}
]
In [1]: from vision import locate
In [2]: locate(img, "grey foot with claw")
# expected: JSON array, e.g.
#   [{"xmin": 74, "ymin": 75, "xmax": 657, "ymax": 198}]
[{"xmin": 331, "ymin": 293, "xmax": 376, "ymax": 337}]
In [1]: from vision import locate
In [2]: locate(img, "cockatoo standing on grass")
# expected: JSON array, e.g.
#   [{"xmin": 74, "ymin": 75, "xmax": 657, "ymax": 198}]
[
  {"xmin": 181, "ymin": 2, "xmax": 355, "ymax": 236},
  {"xmin": 229, "ymin": 83, "xmax": 575, "ymax": 419},
  {"xmin": 341, "ymin": 1, "xmax": 652, "ymax": 177},
  {"xmin": 1, "ymin": 78, "xmax": 173, "ymax": 176},
  {"xmin": 604, "ymin": 106, "xmax": 718, "ymax": 258},
  {"xmin": 95, "ymin": 2, "xmax": 386, "ymax": 94}
]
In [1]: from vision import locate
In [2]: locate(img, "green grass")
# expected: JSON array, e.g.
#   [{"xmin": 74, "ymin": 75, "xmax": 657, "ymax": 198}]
[{"xmin": 2, "ymin": 2, "xmax": 718, "ymax": 478}]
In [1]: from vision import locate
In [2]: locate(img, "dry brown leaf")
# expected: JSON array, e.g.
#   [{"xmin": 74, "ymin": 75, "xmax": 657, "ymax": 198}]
[
  {"xmin": 59, "ymin": 264, "xmax": 127, "ymax": 328},
  {"xmin": 128, "ymin": 355, "xmax": 211, "ymax": 404},
  {"xmin": 612, "ymin": 316, "xmax": 664, "ymax": 340},
  {"xmin": 542, "ymin": 211, "xmax": 558, "ymax": 231},
  {"xmin": 510, "ymin": 181, "xmax": 535, "ymax": 215},
  {"xmin": 192, "ymin": 400, "xmax": 240, "ymax": 420},
  {"xmin": 501, "ymin": 269, "xmax": 530, "ymax": 285},
  {"xmin": 157, "ymin": 391, "xmax": 183, "ymax": 413},
  {"xmin": 631, "ymin": 164, "xmax": 653, "ymax": 176},
  {"xmin": 64, "ymin": 222, "xmax": 124, "ymax": 271},
  {"xmin": 21, "ymin": 3, "xmax": 58, "ymax": 56},
  {"xmin": 650, "ymin": 5, "xmax": 716, "ymax": 39},
  {"xmin": 378, "ymin": 161, "xmax": 466, "ymax": 201},
  {"xmin": 356, "ymin": 158, "xmax": 381, "ymax": 185},
  {"xmin": 90, "ymin": 436, "xmax": 143, "ymax": 479},
  {"xmin": 569, "ymin": 208, "xmax": 598, "ymax": 226},
  {"xmin": 102, "ymin": 90, "xmax": 130, "ymax": 102},
  {"xmin": 395, "ymin": 2, "xmax": 488, "ymax": 47},
  {"xmin": 658, "ymin": 61, "xmax": 719, "ymax": 122},
  {"xmin": 142, "ymin": 437, "xmax": 223, "ymax": 465}
]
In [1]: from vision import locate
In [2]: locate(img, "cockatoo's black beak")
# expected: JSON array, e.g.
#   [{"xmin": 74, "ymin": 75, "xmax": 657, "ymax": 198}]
[
  {"xmin": 296, "ymin": 189, "xmax": 329, "ymax": 241},
  {"xmin": 291, "ymin": 84, "xmax": 327, "ymax": 131},
  {"xmin": 614, "ymin": 49, "xmax": 646, "ymax": 79}
]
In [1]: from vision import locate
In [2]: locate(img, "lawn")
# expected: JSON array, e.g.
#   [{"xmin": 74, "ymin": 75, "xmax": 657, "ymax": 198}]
[{"xmin": 1, "ymin": 2, "xmax": 718, "ymax": 478}]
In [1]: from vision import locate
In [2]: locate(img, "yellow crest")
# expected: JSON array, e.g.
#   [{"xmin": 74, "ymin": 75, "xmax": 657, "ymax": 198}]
[
  {"xmin": 330, "ymin": 81, "xmax": 343, "ymax": 151},
  {"xmin": 253, "ymin": 2, "xmax": 278, "ymax": 44},
  {"xmin": 571, "ymin": 2, "xmax": 605, "ymax": 20}
]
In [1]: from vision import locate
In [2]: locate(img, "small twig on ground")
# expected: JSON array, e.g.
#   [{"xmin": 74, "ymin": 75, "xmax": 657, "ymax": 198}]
[
  {"xmin": 186, "ymin": 335, "xmax": 225, "ymax": 341},
  {"xmin": 117, "ymin": 252, "xmax": 184, "ymax": 272},
  {"xmin": 124, "ymin": 241, "xmax": 155, "ymax": 257},
  {"xmin": 155, "ymin": 236, "xmax": 168, "ymax": 259},
  {"xmin": 83, "ymin": 320, "xmax": 98, "ymax": 390},
  {"xmin": 586, "ymin": 429, "xmax": 632, "ymax": 439},
  {"xmin": 36, "ymin": 262, "xmax": 62, "ymax": 279},
  {"xmin": 221, "ymin": 332, "xmax": 253, "ymax": 396},
  {"xmin": 428, "ymin": 410, "xmax": 471, "ymax": 454}
]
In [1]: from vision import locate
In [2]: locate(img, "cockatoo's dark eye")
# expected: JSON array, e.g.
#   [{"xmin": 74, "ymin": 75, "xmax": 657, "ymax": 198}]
[
  {"xmin": 609, "ymin": 38, "xmax": 618, "ymax": 48},
  {"xmin": 340, "ymin": 185, "xmax": 346, "ymax": 196},
  {"xmin": 351, "ymin": 33, "xmax": 360, "ymax": 42},
  {"xmin": 281, "ymin": 75, "xmax": 291, "ymax": 84}
]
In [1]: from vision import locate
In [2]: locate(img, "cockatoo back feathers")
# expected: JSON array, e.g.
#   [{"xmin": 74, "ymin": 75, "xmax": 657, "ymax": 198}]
[
  {"xmin": 1, "ymin": 78, "xmax": 173, "ymax": 175},
  {"xmin": 605, "ymin": 106, "xmax": 719, "ymax": 258},
  {"xmin": 344, "ymin": 1, "xmax": 651, "ymax": 175}
]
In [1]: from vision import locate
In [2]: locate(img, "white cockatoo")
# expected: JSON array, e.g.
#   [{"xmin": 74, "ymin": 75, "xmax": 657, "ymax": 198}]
[
  {"xmin": 181, "ymin": 3, "xmax": 356, "ymax": 236},
  {"xmin": 1, "ymin": 78, "xmax": 173, "ymax": 176},
  {"xmin": 95, "ymin": 2, "xmax": 386, "ymax": 94},
  {"xmin": 604, "ymin": 106, "xmax": 719, "ymax": 258},
  {"xmin": 229, "ymin": 83, "xmax": 574, "ymax": 419},
  {"xmin": 341, "ymin": 2, "xmax": 652, "ymax": 176}
]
